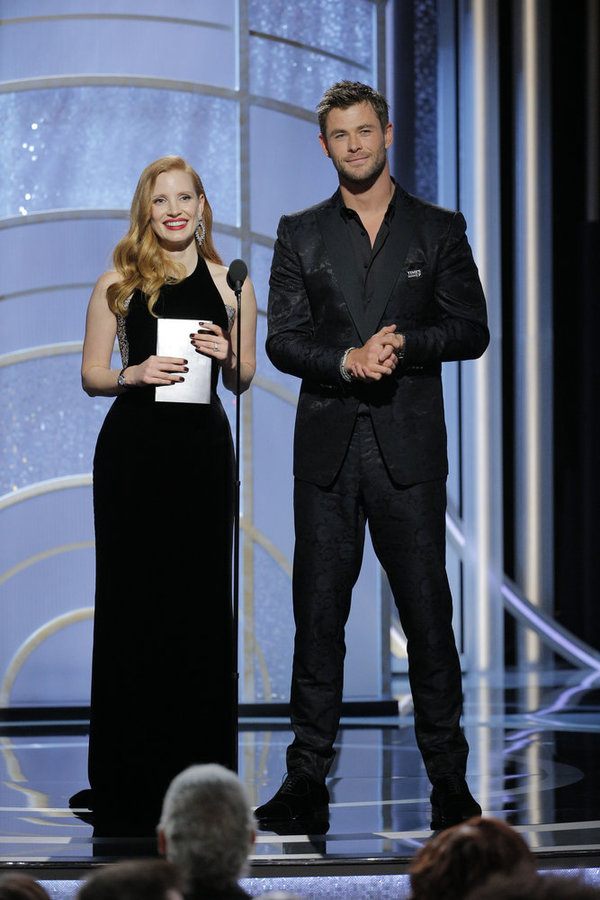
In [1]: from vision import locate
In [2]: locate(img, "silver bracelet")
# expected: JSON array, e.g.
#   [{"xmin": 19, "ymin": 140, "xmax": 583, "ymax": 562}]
[{"xmin": 340, "ymin": 347, "xmax": 356, "ymax": 382}]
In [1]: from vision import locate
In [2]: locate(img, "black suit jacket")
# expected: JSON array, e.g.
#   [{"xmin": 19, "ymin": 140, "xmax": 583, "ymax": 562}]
[{"xmin": 266, "ymin": 186, "xmax": 489, "ymax": 487}]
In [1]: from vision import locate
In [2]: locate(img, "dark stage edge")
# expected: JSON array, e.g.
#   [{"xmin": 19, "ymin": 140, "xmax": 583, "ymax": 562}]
[{"xmin": 1, "ymin": 666, "xmax": 600, "ymax": 893}]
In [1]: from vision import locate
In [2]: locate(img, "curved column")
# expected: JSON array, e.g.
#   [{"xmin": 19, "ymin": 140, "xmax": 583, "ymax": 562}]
[{"xmin": 0, "ymin": 1, "xmax": 390, "ymax": 710}]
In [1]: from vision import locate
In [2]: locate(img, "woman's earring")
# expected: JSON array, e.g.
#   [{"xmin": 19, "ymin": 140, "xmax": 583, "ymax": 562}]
[{"xmin": 195, "ymin": 214, "xmax": 206, "ymax": 249}]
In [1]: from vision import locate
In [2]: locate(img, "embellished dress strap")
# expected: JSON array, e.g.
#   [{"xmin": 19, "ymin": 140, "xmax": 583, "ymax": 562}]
[
  {"xmin": 116, "ymin": 297, "xmax": 131, "ymax": 367},
  {"xmin": 224, "ymin": 303, "xmax": 236, "ymax": 331}
]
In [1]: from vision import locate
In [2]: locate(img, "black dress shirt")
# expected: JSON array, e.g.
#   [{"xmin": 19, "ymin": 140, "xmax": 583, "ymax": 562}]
[{"xmin": 339, "ymin": 185, "xmax": 398, "ymax": 311}]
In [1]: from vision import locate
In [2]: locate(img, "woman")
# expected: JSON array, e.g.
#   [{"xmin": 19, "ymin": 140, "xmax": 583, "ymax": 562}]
[
  {"xmin": 408, "ymin": 816, "xmax": 537, "ymax": 900},
  {"xmin": 72, "ymin": 155, "xmax": 257, "ymax": 819}
]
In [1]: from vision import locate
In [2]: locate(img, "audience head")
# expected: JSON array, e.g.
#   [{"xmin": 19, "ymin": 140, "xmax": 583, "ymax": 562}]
[
  {"xmin": 158, "ymin": 763, "xmax": 256, "ymax": 891},
  {"xmin": 77, "ymin": 860, "xmax": 181, "ymax": 900},
  {"xmin": 466, "ymin": 871, "xmax": 600, "ymax": 900},
  {"xmin": 408, "ymin": 816, "xmax": 536, "ymax": 900},
  {"xmin": 0, "ymin": 876, "xmax": 50, "ymax": 900}
]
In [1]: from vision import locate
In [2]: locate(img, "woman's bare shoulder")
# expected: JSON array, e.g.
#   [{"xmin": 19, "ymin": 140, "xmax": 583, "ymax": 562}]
[
  {"xmin": 95, "ymin": 269, "xmax": 120, "ymax": 290},
  {"xmin": 205, "ymin": 259, "xmax": 228, "ymax": 280},
  {"xmin": 205, "ymin": 258, "xmax": 254, "ymax": 293}
]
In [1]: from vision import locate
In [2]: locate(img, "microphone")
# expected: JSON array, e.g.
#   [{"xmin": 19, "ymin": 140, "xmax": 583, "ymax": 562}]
[{"xmin": 226, "ymin": 259, "xmax": 248, "ymax": 292}]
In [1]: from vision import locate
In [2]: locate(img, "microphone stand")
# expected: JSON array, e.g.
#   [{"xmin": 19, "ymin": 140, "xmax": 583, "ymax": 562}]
[
  {"xmin": 232, "ymin": 281, "xmax": 242, "ymax": 772},
  {"xmin": 226, "ymin": 257, "xmax": 246, "ymax": 773}
]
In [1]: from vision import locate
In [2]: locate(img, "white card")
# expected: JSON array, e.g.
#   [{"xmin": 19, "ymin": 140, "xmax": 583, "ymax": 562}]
[{"xmin": 155, "ymin": 319, "xmax": 212, "ymax": 404}]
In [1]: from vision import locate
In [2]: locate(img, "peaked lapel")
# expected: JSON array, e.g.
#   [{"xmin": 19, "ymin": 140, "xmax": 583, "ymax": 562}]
[{"xmin": 317, "ymin": 195, "xmax": 369, "ymax": 344}]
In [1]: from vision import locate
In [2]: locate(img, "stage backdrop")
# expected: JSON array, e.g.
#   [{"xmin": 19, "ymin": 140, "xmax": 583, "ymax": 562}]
[{"xmin": 1, "ymin": 0, "xmax": 428, "ymax": 709}]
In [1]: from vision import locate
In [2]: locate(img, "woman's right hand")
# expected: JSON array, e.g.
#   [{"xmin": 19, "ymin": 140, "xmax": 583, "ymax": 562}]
[{"xmin": 124, "ymin": 355, "xmax": 189, "ymax": 387}]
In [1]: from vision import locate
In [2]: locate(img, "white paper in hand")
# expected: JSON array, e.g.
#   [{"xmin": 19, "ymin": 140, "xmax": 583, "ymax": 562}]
[{"xmin": 155, "ymin": 319, "xmax": 211, "ymax": 404}]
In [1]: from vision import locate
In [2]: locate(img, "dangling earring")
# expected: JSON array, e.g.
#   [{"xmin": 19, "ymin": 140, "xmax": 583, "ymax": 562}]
[{"xmin": 195, "ymin": 214, "xmax": 206, "ymax": 249}]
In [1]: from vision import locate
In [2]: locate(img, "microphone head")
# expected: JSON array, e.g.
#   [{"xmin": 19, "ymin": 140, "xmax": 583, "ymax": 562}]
[{"xmin": 226, "ymin": 259, "xmax": 248, "ymax": 291}]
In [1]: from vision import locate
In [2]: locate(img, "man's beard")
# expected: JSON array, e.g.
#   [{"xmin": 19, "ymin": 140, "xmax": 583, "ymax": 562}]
[{"xmin": 334, "ymin": 148, "xmax": 387, "ymax": 187}]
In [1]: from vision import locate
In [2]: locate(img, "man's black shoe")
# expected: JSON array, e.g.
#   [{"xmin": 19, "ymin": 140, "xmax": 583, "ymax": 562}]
[
  {"xmin": 255, "ymin": 773, "xmax": 329, "ymax": 821},
  {"xmin": 256, "ymin": 812, "xmax": 330, "ymax": 836},
  {"xmin": 69, "ymin": 788, "xmax": 94, "ymax": 810},
  {"xmin": 69, "ymin": 789, "xmax": 96, "ymax": 824},
  {"xmin": 430, "ymin": 775, "xmax": 481, "ymax": 831}
]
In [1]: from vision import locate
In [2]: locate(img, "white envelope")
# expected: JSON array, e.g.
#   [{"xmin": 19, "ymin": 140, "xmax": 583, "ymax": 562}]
[{"xmin": 155, "ymin": 319, "xmax": 212, "ymax": 404}]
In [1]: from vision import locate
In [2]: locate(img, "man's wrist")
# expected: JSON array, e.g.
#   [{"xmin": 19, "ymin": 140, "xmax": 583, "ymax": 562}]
[
  {"xmin": 340, "ymin": 347, "xmax": 356, "ymax": 382},
  {"xmin": 395, "ymin": 334, "xmax": 406, "ymax": 362}
]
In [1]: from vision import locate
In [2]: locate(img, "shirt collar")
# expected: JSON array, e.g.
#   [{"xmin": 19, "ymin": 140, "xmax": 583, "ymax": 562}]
[{"xmin": 338, "ymin": 179, "xmax": 398, "ymax": 222}]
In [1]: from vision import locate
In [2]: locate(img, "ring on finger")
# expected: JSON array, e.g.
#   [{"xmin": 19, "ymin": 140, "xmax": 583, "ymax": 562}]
[{"xmin": 213, "ymin": 342, "xmax": 218, "ymax": 351}]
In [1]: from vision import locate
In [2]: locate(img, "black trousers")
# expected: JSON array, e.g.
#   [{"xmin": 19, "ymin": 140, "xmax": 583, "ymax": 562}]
[{"xmin": 287, "ymin": 412, "xmax": 469, "ymax": 785}]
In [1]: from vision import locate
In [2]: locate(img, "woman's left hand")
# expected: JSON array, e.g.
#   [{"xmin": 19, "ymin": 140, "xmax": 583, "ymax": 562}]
[{"xmin": 190, "ymin": 321, "xmax": 233, "ymax": 368}]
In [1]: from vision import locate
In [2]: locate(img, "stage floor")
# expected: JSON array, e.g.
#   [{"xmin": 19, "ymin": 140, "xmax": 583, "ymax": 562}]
[{"xmin": 1, "ymin": 666, "xmax": 599, "ymax": 890}]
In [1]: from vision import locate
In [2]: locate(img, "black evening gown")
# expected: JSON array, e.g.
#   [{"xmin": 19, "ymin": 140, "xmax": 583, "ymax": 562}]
[{"xmin": 88, "ymin": 255, "xmax": 236, "ymax": 817}]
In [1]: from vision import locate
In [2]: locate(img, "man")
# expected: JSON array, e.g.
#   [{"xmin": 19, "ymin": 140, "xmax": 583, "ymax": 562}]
[
  {"xmin": 158, "ymin": 764, "xmax": 255, "ymax": 900},
  {"xmin": 77, "ymin": 861, "xmax": 182, "ymax": 900},
  {"xmin": 257, "ymin": 81, "xmax": 488, "ymax": 830},
  {"xmin": 0, "ymin": 876, "xmax": 50, "ymax": 900}
]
